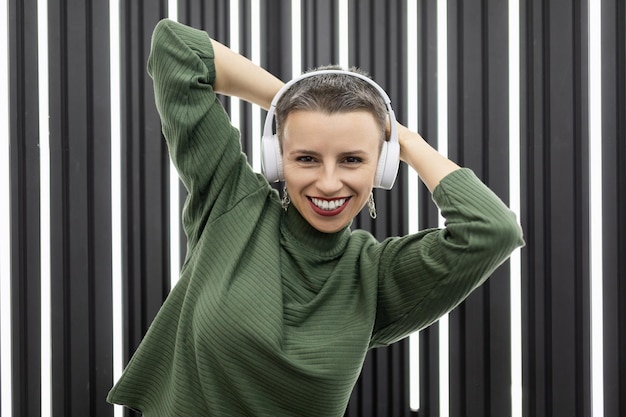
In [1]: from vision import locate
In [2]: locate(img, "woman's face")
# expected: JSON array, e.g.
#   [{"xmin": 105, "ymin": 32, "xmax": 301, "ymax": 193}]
[{"xmin": 281, "ymin": 110, "xmax": 380, "ymax": 233}]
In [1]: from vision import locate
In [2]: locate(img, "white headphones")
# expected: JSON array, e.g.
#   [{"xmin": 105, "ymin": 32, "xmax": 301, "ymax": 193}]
[{"xmin": 261, "ymin": 69, "xmax": 400, "ymax": 190}]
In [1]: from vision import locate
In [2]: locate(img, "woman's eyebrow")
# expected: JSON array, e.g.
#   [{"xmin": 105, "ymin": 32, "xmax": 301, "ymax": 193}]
[
  {"xmin": 288, "ymin": 149, "xmax": 322, "ymax": 157},
  {"xmin": 288, "ymin": 149, "xmax": 368, "ymax": 157},
  {"xmin": 337, "ymin": 150, "xmax": 368, "ymax": 158}
]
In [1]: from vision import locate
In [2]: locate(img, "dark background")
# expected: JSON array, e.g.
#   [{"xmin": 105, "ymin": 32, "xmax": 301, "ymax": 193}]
[{"xmin": 7, "ymin": 0, "xmax": 625, "ymax": 416}]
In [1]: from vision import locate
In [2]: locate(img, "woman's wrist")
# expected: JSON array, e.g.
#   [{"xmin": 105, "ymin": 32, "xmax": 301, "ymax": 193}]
[{"xmin": 397, "ymin": 123, "xmax": 460, "ymax": 192}]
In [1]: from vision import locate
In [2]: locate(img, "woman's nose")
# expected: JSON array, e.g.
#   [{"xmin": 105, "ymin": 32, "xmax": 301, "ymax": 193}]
[{"xmin": 316, "ymin": 164, "xmax": 342, "ymax": 195}]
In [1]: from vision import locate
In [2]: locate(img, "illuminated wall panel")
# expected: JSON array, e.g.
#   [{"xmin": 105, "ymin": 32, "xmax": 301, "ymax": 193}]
[{"xmin": 4, "ymin": 1, "xmax": 624, "ymax": 416}]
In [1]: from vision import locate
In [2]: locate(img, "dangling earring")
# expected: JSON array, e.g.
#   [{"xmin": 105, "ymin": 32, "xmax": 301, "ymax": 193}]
[
  {"xmin": 367, "ymin": 192, "xmax": 377, "ymax": 219},
  {"xmin": 281, "ymin": 184, "xmax": 291, "ymax": 211}
]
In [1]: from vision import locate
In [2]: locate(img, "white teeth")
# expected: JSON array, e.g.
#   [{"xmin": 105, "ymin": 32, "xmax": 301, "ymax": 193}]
[{"xmin": 311, "ymin": 197, "xmax": 347, "ymax": 211}]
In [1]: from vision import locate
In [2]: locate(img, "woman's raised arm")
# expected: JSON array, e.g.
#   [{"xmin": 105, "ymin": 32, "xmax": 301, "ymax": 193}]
[
  {"xmin": 211, "ymin": 38, "xmax": 284, "ymax": 110},
  {"xmin": 396, "ymin": 123, "xmax": 461, "ymax": 193}
]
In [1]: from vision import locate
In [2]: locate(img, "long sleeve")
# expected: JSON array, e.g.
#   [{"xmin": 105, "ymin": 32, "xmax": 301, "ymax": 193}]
[
  {"xmin": 370, "ymin": 168, "xmax": 524, "ymax": 347},
  {"xmin": 148, "ymin": 19, "xmax": 269, "ymax": 251}
]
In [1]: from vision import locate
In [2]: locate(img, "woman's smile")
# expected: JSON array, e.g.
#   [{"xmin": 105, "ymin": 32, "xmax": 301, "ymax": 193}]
[{"xmin": 308, "ymin": 196, "xmax": 352, "ymax": 216}]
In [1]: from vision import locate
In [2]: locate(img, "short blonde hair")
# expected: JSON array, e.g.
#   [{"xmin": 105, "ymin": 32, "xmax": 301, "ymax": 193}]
[{"xmin": 275, "ymin": 66, "xmax": 387, "ymax": 149}]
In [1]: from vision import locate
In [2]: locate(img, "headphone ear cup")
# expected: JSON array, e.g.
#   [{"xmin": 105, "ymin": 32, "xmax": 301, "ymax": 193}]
[
  {"xmin": 374, "ymin": 139, "xmax": 400, "ymax": 190},
  {"xmin": 261, "ymin": 134, "xmax": 284, "ymax": 182}
]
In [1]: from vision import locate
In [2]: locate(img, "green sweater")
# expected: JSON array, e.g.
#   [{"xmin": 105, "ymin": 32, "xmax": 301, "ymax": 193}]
[{"xmin": 107, "ymin": 19, "xmax": 524, "ymax": 417}]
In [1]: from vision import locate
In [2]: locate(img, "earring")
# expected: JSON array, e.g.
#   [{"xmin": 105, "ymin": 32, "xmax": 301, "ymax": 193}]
[
  {"xmin": 367, "ymin": 192, "xmax": 377, "ymax": 219},
  {"xmin": 281, "ymin": 184, "xmax": 291, "ymax": 211}
]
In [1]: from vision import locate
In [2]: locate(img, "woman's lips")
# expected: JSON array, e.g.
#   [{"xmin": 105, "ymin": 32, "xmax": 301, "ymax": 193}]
[{"xmin": 308, "ymin": 196, "xmax": 351, "ymax": 216}]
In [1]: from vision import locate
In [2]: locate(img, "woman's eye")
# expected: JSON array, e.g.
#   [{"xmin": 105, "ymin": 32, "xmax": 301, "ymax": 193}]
[
  {"xmin": 296, "ymin": 155, "xmax": 316, "ymax": 163},
  {"xmin": 343, "ymin": 156, "xmax": 363, "ymax": 164}
]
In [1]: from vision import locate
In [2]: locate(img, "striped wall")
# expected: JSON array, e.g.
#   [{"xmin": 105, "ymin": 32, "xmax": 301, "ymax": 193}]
[{"xmin": 2, "ymin": 1, "xmax": 625, "ymax": 417}]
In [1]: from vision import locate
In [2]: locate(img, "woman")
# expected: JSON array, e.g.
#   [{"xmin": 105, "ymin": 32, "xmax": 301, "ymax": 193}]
[{"xmin": 107, "ymin": 19, "xmax": 524, "ymax": 416}]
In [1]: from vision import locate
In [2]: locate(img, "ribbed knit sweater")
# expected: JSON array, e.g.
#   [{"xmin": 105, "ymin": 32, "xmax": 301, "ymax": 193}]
[{"xmin": 107, "ymin": 19, "xmax": 524, "ymax": 417}]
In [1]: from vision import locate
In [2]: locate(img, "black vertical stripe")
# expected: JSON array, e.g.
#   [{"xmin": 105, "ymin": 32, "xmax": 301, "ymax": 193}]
[
  {"xmin": 8, "ymin": 0, "xmax": 42, "ymax": 416},
  {"xmin": 601, "ymin": 0, "xmax": 626, "ymax": 416},
  {"xmin": 45, "ymin": 0, "xmax": 114, "ymax": 415}
]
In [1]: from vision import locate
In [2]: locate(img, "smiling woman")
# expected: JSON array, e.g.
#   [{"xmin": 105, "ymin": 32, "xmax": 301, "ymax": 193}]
[
  {"xmin": 4, "ymin": 1, "xmax": 623, "ymax": 416},
  {"xmin": 106, "ymin": 18, "xmax": 523, "ymax": 417}
]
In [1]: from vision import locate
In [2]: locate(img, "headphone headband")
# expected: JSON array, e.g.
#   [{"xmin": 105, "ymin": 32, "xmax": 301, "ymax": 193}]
[{"xmin": 261, "ymin": 69, "xmax": 400, "ymax": 190}]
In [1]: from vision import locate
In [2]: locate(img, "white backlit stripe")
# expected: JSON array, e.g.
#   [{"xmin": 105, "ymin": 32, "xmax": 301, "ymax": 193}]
[
  {"xmin": 406, "ymin": 0, "xmax": 420, "ymax": 411},
  {"xmin": 38, "ymin": 0, "xmax": 52, "ymax": 416},
  {"xmin": 229, "ymin": 2, "xmax": 241, "ymax": 130},
  {"xmin": 438, "ymin": 315, "xmax": 450, "ymax": 413},
  {"xmin": 291, "ymin": 0, "xmax": 302, "ymax": 78},
  {"xmin": 436, "ymin": 0, "xmax": 448, "ymax": 164},
  {"xmin": 169, "ymin": 160, "xmax": 181, "ymax": 288},
  {"xmin": 338, "ymin": 0, "xmax": 349, "ymax": 69},
  {"xmin": 109, "ymin": 1, "xmax": 124, "ymax": 416},
  {"xmin": 168, "ymin": 1, "xmax": 181, "ymax": 289},
  {"xmin": 168, "ymin": 0, "xmax": 178, "ymax": 22},
  {"xmin": 437, "ymin": 1, "xmax": 449, "ymax": 416},
  {"xmin": 588, "ymin": 1, "xmax": 604, "ymax": 416},
  {"xmin": 508, "ymin": 1, "xmax": 523, "ymax": 416},
  {"xmin": 0, "ymin": 0, "xmax": 12, "ymax": 415},
  {"xmin": 251, "ymin": 0, "xmax": 262, "ymax": 172}
]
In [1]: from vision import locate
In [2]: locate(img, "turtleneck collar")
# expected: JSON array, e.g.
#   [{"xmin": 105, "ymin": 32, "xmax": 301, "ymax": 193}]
[{"xmin": 280, "ymin": 205, "xmax": 351, "ymax": 257}]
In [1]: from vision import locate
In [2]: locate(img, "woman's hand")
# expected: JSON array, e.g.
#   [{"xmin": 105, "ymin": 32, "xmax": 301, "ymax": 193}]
[{"xmin": 394, "ymin": 122, "xmax": 460, "ymax": 193}]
